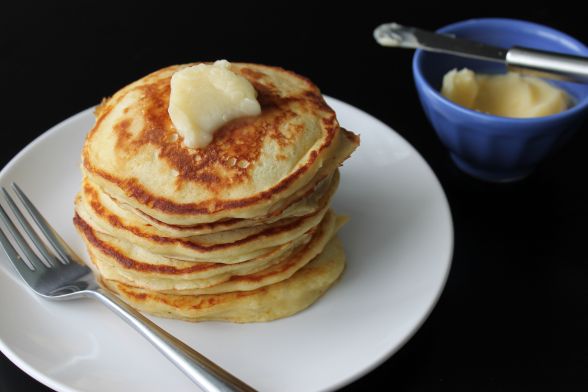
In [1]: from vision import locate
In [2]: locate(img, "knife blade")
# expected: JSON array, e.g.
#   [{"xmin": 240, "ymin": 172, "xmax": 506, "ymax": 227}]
[
  {"xmin": 373, "ymin": 23, "xmax": 588, "ymax": 83},
  {"xmin": 374, "ymin": 22, "xmax": 507, "ymax": 62}
]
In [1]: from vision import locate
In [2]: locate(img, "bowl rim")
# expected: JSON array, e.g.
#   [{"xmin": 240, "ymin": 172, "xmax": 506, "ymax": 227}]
[{"xmin": 412, "ymin": 17, "xmax": 588, "ymax": 124}]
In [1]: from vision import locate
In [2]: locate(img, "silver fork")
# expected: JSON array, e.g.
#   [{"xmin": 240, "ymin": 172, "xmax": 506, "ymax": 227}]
[{"xmin": 0, "ymin": 183, "xmax": 255, "ymax": 392}]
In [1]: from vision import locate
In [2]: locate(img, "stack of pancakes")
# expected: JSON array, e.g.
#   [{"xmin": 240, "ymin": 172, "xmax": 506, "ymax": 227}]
[{"xmin": 74, "ymin": 63, "xmax": 359, "ymax": 322}]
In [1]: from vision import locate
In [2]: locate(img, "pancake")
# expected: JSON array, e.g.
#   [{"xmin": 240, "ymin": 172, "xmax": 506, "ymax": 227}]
[
  {"xmin": 76, "ymin": 209, "xmax": 343, "ymax": 293},
  {"xmin": 121, "ymin": 172, "xmax": 334, "ymax": 236},
  {"xmin": 75, "ymin": 213, "xmax": 305, "ymax": 287},
  {"xmin": 82, "ymin": 63, "xmax": 358, "ymax": 225},
  {"xmin": 75, "ymin": 182, "xmax": 333, "ymax": 262},
  {"xmin": 121, "ymin": 159, "xmax": 343, "ymax": 236},
  {"xmin": 99, "ymin": 236, "xmax": 346, "ymax": 323},
  {"xmin": 80, "ymin": 169, "xmax": 339, "ymax": 239}
]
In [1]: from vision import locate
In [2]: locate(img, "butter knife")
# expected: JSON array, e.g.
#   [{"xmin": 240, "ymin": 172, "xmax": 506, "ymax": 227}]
[{"xmin": 373, "ymin": 23, "xmax": 588, "ymax": 83}]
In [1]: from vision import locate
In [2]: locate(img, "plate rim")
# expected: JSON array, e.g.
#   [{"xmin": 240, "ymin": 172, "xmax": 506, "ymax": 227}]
[
  {"xmin": 323, "ymin": 96, "xmax": 454, "ymax": 391},
  {"xmin": 0, "ymin": 107, "xmax": 95, "ymax": 392},
  {"xmin": 0, "ymin": 97, "xmax": 454, "ymax": 392}
]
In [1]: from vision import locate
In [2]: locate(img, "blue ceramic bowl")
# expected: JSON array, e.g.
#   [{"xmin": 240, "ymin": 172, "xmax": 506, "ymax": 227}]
[{"xmin": 413, "ymin": 18, "xmax": 588, "ymax": 182}]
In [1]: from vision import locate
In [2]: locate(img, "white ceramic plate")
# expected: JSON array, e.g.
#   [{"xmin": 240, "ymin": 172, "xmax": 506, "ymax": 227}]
[{"xmin": 0, "ymin": 97, "xmax": 453, "ymax": 392}]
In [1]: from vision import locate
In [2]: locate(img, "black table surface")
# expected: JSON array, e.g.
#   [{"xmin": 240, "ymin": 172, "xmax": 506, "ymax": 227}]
[{"xmin": 1, "ymin": 3, "xmax": 587, "ymax": 391}]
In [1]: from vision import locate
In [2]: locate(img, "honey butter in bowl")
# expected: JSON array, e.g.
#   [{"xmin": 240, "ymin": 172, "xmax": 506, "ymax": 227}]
[
  {"xmin": 441, "ymin": 68, "xmax": 571, "ymax": 118},
  {"xmin": 410, "ymin": 18, "xmax": 588, "ymax": 182},
  {"xmin": 75, "ymin": 60, "xmax": 359, "ymax": 322}
]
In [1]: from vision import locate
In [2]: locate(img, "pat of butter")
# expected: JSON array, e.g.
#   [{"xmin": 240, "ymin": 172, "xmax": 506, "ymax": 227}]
[
  {"xmin": 441, "ymin": 68, "xmax": 569, "ymax": 118},
  {"xmin": 168, "ymin": 60, "xmax": 261, "ymax": 149}
]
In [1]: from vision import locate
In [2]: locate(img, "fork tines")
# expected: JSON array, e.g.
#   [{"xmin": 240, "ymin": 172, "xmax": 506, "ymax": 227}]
[{"xmin": 0, "ymin": 183, "xmax": 76, "ymax": 273}]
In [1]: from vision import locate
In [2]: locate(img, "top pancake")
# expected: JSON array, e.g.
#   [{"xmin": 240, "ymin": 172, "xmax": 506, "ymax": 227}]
[{"xmin": 83, "ymin": 63, "xmax": 354, "ymax": 225}]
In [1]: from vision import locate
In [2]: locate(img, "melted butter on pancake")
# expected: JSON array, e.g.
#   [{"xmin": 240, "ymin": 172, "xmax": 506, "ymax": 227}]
[{"xmin": 168, "ymin": 60, "xmax": 261, "ymax": 149}]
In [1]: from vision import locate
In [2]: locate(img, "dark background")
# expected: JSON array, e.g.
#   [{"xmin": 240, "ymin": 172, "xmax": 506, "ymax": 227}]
[{"xmin": 1, "ymin": 2, "xmax": 587, "ymax": 391}]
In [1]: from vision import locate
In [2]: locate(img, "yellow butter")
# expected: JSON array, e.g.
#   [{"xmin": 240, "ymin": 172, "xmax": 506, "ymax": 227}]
[
  {"xmin": 168, "ymin": 60, "xmax": 261, "ymax": 149},
  {"xmin": 441, "ymin": 68, "xmax": 569, "ymax": 118}
]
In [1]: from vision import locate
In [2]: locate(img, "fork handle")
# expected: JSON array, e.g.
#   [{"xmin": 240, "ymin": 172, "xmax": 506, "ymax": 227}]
[{"xmin": 88, "ymin": 288, "xmax": 256, "ymax": 392}]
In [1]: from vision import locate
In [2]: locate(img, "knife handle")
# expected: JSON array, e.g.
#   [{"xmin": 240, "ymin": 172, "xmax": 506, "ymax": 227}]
[{"xmin": 506, "ymin": 47, "xmax": 588, "ymax": 83}]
